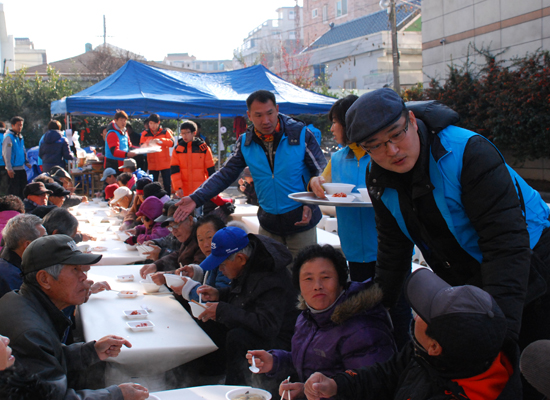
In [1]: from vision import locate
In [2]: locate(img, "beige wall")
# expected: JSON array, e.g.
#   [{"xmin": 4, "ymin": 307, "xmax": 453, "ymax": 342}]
[{"xmin": 422, "ymin": 0, "xmax": 550, "ymax": 84}]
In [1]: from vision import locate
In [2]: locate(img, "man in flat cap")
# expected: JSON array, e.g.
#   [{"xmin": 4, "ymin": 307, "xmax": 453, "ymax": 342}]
[
  {"xmin": 23, "ymin": 181, "xmax": 52, "ymax": 213},
  {"xmin": 304, "ymin": 268, "xmax": 521, "ymax": 400},
  {"xmin": 0, "ymin": 235, "xmax": 149, "ymax": 399},
  {"xmin": 346, "ymin": 88, "xmax": 550, "ymax": 398}
]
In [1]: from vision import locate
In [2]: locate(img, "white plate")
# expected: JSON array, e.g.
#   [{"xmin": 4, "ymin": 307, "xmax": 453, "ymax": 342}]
[
  {"xmin": 226, "ymin": 388, "xmax": 272, "ymax": 400},
  {"xmin": 126, "ymin": 320, "xmax": 154, "ymax": 331},
  {"xmin": 327, "ymin": 194, "xmax": 356, "ymax": 203},
  {"xmin": 123, "ymin": 309, "xmax": 149, "ymax": 319},
  {"xmin": 131, "ymin": 146, "xmax": 162, "ymax": 155},
  {"xmin": 118, "ymin": 291, "xmax": 138, "ymax": 298},
  {"xmin": 288, "ymin": 192, "xmax": 372, "ymax": 208},
  {"xmin": 91, "ymin": 246, "xmax": 108, "ymax": 252},
  {"xmin": 116, "ymin": 274, "xmax": 134, "ymax": 282}
]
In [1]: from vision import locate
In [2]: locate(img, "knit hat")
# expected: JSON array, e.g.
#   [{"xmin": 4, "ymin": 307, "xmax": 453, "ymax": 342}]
[
  {"xmin": 21, "ymin": 234, "xmax": 102, "ymax": 274},
  {"xmin": 136, "ymin": 196, "xmax": 164, "ymax": 221},
  {"xmin": 110, "ymin": 186, "xmax": 132, "ymax": 205},
  {"xmin": 104, "ymin": 183, "xmax": 119, "ymax": 200},
  {"xmin": 346, "ymin": 88, "xmax": 406, "ymax": 144},
  {"xmin": 136, "ymin": 177, "xmax": 153, "ymax": 195},
  {"xmin": 143, "ymin": 182, "xmax": 167, "ymax": 199},
  {"xmin": 405, "ymin": 268, "xmax": 507, "ymax": 365}
]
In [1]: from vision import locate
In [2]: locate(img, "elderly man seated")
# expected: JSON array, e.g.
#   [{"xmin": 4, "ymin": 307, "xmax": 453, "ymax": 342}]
[
  {"xmin": 304, "ymin": 268, "xmax": 521, "ymax": 400},
  {"xmin": 43, "ymin": 207, "xmax": 94, "ymax": 243},
  {"xmin": 23, "ymin": 182, "xmax": 52, "ymax": 213},
  {"xmin": 195, "ymin": 226, "xmax": 298, "ymax": 386},
  {"xmin": 0, "ymin": 235, "xmax": 149, "ymax": 400},
  {"xmin": 0, "ymin": 214, "xmax": 46, "ymax": 298}
]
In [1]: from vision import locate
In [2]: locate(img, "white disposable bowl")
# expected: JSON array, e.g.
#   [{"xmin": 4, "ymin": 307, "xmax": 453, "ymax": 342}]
[
  {"xmin": 226, "ymin": 388, "xmax": 272, "ymax": 400},
  {"xmin": 125, "ymin": 243, "xmax": 137, "ymax": 251},
  {"xmin": 357, "ymin": 188, "xmax": 371, "ymax": 202},
  {"xmin": 189, "ymin": 301, "xmax": 207, "ymax": 318},
  {"xmin": 77, "ymin": 244, "xmax": 90, "ymax": 253},
  {"xmin": 322, "ymin": 183, "xmax": 355, "ymax": 195},
  {"xmin": 164, "ymin": 274, "xmax": 185, "ymax": 289},
  {"xmin": 140, "ymin": 280, "xmax": 160, "ymax": 293}
]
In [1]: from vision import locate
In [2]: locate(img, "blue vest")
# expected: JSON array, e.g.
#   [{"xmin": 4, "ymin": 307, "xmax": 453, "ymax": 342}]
[
  {"xmin": 0, "ymin": 133, "xmax": 5, "ymax": 167},
  {"xmin": 332, "ymin": 147, "xmax": 378, "ymax": 263},
  {"xmin": 381, "ymin": 126, "xmax": 550, "ymax": 261},
  {"xmin": 104, "ymin": 129, "xmax": 129, "ymax": 161},
  {"xmin": 5, "ymin": 132, "xmax": 26, "ymax": 168},
  {"xmin": 241, "ymin": 127, "xmax": 311, "ymax": 215}
]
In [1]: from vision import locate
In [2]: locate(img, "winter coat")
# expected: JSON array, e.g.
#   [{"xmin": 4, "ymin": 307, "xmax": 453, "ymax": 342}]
[
  {"xmin": 270, "ymin": 281, "xmax": 396, "ymax": 382},
  {"xmin": 135, "ymin": 222, "xmax": 170, "ymax": 244},
  {"xmin": 104, "ymin": 121, "xmax": 130, "ymax": 170},
  {"xmin": 140, "ymin": 127, "xmax": 174, "ymax": 171},
  {"xmin": 0, "ymin": 210, "xmax": 20, "ymax": 251},
  {"xmin": 170, "ymin": 137, "xmax": 215, "ymax": 196},
  {"xmin": 38, "ymin": 129, "xmax": 74, "ymax": 173},
  {"xmin": 216, "ymin": 234, "xmax": 298, "ymax": 347},
  {"xmin": 0, "ymin": 283, "xmax": 123, "ymax": 399},
  {"xmin": 332, "ymin": 339, "xmax": 521, "ymax": 400},
  {"xmin": 189, "ymin": 114, "xmax": 326, "ymax": 236},
  {"xmin": 0, "ymin": 247, "xmax": 22, "ymax": 298},
  {"xmin": 369, "ymin": 101, "xmax": 550, "ymax": 340}
]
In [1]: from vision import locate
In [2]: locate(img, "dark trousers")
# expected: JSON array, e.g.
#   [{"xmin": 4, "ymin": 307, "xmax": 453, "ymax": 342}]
[
  {"xmin": 151, "ymin": 168, "xmax": 171, "ymax": 195},
  {"xmin": 0, "ymin": 166, "xmax": 8, "ymax": 196},
  {"xmin": 8, "ymin": 169, "xmax": 27, "ymax": 199},
  {"xmin": 348, "ymin": 261, "xmax": 412, "ymax": 351}
]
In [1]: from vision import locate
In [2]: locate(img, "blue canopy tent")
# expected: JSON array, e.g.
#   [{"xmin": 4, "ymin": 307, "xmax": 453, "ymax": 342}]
[
  {"xmin": 51, "ymin": 60, "xmax": 336, "ymax": 118},
  {"xmin": 51, "ymin": 60, "xmax": 336, "ymax": 165}
]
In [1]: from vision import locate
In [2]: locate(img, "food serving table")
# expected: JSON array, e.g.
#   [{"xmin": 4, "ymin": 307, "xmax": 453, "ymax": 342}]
[
  {"xmin": 150, "ymin": 385, "xmax": 248, "ymax": 400},
  {"xmin": 79, "ymin": 265, "xmax": 217, "ymax": 390}
]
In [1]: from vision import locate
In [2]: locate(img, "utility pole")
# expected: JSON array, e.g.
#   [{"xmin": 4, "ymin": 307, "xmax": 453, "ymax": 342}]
[
  {"xmin": 389, "ymin": 0, "xmax": 400, "ymax": 93},
  {"xmin": 103, "ymin": 15, "xmax": 107, "ymax": 47}
]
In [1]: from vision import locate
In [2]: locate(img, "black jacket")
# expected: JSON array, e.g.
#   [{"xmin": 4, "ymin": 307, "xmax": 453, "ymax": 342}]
[
  {"xmin": 369, "ymin": 101, "xmax": 549, "ymax": 339},
  {"xmin": 39, "ymin": 129, "xmax": 74, "ymax": 173},
  {"xmin": 333, "ymin": 339, "xmax": 522, "ymax": 400},
  {"xmin": 0, "ymin": 283, "xmax": 122, "ymax": 399},
  {"xmin": 216, "ymin": 234, "xmax": 298, "ymax": 347}
]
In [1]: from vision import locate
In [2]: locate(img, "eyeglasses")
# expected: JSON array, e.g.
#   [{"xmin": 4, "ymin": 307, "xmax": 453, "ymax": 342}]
[
  {"xmin": 167, "ymin": 222, "xmax": 181, "ymax": 232},
  {"xmin": 359, "ymin": 116, "xmax": 409, "ymax": 155}
]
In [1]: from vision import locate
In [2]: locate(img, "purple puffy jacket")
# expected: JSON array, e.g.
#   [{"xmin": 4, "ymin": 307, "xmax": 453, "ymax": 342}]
[{"xmin": 270, "ymin": 280, "xmax": 396, "ymax": 382}]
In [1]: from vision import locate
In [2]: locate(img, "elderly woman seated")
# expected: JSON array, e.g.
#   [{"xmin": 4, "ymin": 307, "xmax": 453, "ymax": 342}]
[{"xmin": 247, "ymin": 244, "xmax": 396, "ymax": 400}]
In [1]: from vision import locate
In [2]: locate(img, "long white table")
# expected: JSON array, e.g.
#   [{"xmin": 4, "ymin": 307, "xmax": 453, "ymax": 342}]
[
  {"xmin": 70, "ymin": 202, "xmax": 147, "ymax": 265},
  {"xmin": 79, "ymin": 265, "xmax": 217, "ymax": 389},
  {"xmin": 151, "ymin": 385, "xmax": 248, "ymax": 400}
]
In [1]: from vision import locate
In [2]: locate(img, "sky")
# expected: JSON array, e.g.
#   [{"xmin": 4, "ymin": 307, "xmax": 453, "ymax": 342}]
[{"xmin": 2, "ymin": 0, "xmax": 302, "ymax": 63}]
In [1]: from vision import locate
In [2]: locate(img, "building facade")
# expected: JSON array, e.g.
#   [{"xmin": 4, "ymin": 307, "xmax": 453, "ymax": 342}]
[
  {"xmin": 422, "ymin": 0, "xmax": 550, "ymax": 85},
  {"xmin": 302, "ymin": 0, "xmax": 382, "ymax": 47},
  {"xmin": 163, "ymin": 53, "xmax": 232, "ymax": 72}
]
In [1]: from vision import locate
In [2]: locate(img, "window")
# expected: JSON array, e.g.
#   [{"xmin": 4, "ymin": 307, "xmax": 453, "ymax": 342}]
[
  {"xmin": 344, "ymin": 78, "xmax": 356, "ymax": 89},
  {"xmin": 312, "ymin": 8, "xmax": 318, "ymax": 18},
  {"xmin": 313, "ymin": 64, "xmax": 328, "ymax": 80},
  {"xmin": 323, "ymin": 5, "xmax": 328, "ymax": 22},
  {"xmin": 289, "ymin": 10, "xmax": 295, "ymax": 20},
  {"xmin": 289, "ymin": 31, "xmax": 296, "ymax": 40},
  {"xmin": 336, "ymin": 0, "xmax": 347, "ymax": 17}
]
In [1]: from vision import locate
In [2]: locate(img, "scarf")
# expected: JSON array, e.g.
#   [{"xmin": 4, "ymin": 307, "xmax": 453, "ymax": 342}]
[{"xmin": 254, "ymin": 121, "xmax": 281, "ymax": 142}]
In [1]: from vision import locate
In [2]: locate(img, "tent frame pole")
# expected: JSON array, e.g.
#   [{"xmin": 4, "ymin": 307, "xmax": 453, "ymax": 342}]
[{"xmin": 218, "ymin": 114, "xmax": 221, "ymax": 169}]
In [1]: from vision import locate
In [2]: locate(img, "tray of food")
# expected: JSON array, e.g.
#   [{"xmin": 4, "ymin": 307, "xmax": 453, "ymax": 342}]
[{"xmin": 288, "ymin": 192, "xmax": 372, "ymax": 207}]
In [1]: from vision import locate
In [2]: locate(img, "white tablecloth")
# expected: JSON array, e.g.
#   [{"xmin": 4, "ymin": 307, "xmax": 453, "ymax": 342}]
[
  {"xmin": 70, "ymin": 202, "xmax": 147, "ymax": 265},
  {"xmin": 151, "ymin": 385, "xmax": 248, "ymax": 400},
  {"xmin": 80, "ymin": 265, "xmax": 217, "ymax": 376},
  {"xmin": 231, "ymin": 204, "xmax": 259, "ymax": 221}
]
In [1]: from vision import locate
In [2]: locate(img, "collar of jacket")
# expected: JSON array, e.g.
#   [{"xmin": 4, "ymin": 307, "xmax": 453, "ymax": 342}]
[
  {"xmin": 0, "ymin": 247, "xmax": 22, "ymax": 269},
  {"xmin": 107, "ymin": 121, "xmax": 124, "ymax": 135},
  {"xmin": 7, "ymin": 129, "xmax": 22, "ymax": 138},
  {"xmin": 19, "ymin": 282, "xmax": 72, "ymax": 340},
  {"xmin": 367, "ymin": 120, "xmax": 436, "ymax": 200},
  {"xmin": 298, "ymin": 281, "xmax": 383, "ymax": 326},
  {"xmin": 244, "ymin": 114, "xmax": 302, "ymax": 147}
]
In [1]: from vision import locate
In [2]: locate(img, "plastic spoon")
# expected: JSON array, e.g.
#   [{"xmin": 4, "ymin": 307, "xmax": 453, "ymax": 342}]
[
  {"xmin": 249, "ymin": 355, "xmax": 260, "ymax": 373},
  {"xmin": 200, "ymin": 271, "xmax": 210, "ymax": 304}
]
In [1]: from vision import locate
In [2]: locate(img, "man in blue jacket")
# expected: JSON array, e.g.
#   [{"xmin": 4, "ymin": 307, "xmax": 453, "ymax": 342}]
[
  {"xmin": 2, "ymin": 116, "xmax": 31, "ymax": 199},
  {"xmin": 174, "ymin": 90, "xmax": 327, "ymax": 257},
  {"xmin": 346, "ymin": 89, "xmax": 550, "ymax": 398}
]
